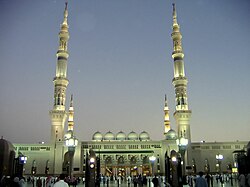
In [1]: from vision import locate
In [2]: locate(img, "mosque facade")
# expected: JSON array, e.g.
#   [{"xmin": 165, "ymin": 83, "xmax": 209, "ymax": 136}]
[{"xmin": 13, "ymin": 3, "xmax": 249, "ymax": 177}]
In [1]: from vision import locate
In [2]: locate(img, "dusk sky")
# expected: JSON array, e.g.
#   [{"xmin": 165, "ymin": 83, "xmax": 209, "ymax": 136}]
[{"xmin": 0, "ymin": 0, "xmax": 249, "ymax": 144}]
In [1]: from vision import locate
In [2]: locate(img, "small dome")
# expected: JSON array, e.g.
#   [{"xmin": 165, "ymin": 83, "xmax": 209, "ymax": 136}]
[
  {"xmin": 139, "ymin": 131, "xmax": 150, "ymax": 141},
  {"xmin": 92, "ymin": 131, "xmax": 103, "ymax": 141},
  {"xmin": 104, "ymin": 131, "xmax": 115, "ymax": 141},
  {"xmin": 128, "ymin": 131, "xmax": 138, "ymax": 140},
  {"xmin": 116, "ymin": 131, "xmax": 126, "ymax": 141},
  {"xmin": 165, "ymin": 129, "xmax": 177, "ymax": 140}
]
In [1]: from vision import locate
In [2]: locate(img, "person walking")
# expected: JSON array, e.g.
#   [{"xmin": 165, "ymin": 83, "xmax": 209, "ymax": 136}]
[
  {"xmin": 152, "ymin": 176, "xmax": 159, "ymax": 187},
  {"xmin": 19, "ymin": 178, "xmax": 25, "ymax": 187},
  {"xmin": 205, "ymin": 174, "xmax": 210, "ymax": 187},
  {"xmin": 36, "ymin": 177, "xmax": 42, "ymax": 187},
  {"xmin": 54, "ymin": 174, "xmax": 69, "ymax": 187},
  {"xmin": 12, "ymin": 177, "xmax": 20, "ymax": 187},
  {"xmin": 239, "ymin": 174, "xmax": 246, "ymax": 187},
  {"xmin": 46, "ymin": 176, "xmax": 53, "ymax": 187},
  {"xmin": 127, "ymin": 175, "xmax": 132, "ymax": 186},
  {"xmin": 195, "ymin": 171, "xmax": 208, "ymax": 187},
  {"xmin": 246, "ymin": 173, "xmax": 250, "ymax": 187}
]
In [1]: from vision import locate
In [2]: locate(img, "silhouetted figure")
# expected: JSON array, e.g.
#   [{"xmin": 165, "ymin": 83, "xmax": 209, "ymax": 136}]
[
  {"xmin": 205, "ymin": 174, "xmax": 210, "ymax": 187},
  {"xmin": 37, "ymin": 177, "xmax": 42, "ymax": 187},
  {"xmin": 239, "ymin": 174, "xmax": 246, "ymax": 187},
  {"xmin": 133, "ymin": 176, "xmax": 138, "ymax": 187},
  {"xmin": 152, "ymin": 176, "xmax": 159, "ymax": 187},
  {"xmin": 210, "ymin": 175, "xmax": 214, "ymax": 187},
  {"xmin": 12, "ymin": 177, "xmax": 20, "ymax": 187},
  {"xmin": 246, "ymin": 173, "xmax": 250, "ymax": 187},
  {"xmin": 54, "ymin": 174, "xmax": 69, "ymax": 187},
  {"xmin": 195, "ymin": 171, "xmax": 208, "ymax": 187}
]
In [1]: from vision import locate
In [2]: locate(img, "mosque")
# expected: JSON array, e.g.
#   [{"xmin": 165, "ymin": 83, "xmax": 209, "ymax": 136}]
[{"xmin": 4, "ymin": 2, "xmax": 249, "ymax": 177}]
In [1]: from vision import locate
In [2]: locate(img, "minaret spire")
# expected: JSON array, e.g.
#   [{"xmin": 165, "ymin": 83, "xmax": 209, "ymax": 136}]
[
  {"xmin": 171, "ymin": 4, "xmax": 192, "ymax": 142},
  {"xmin": 49, "ymin": 2, "xmax": 70, "ymax": 143},
  {"xmin": 64, "ymin": 94, "xmax": 78, "ymax": 146},
  {"xmin": 172, "ymin": 3, "xmax": 178, "ymax": 26},
  {"xmin": 164, "ymin": 95, "xmax": 171, "ymax": 135},
  {"xmin": 63, "ymin": 2, "xmax": 68, "ymax": 25},
  {"xmin": 68, "ymin": 94, "xmax": 74, "ymax": 131}
]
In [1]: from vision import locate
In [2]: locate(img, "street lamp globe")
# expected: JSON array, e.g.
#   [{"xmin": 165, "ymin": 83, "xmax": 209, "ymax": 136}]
[
  {"xmin": 65, "ymin": 136, "xmax": 78, "ymax": 147},
  {"xmin": 149, "ymin": 155, "xmax": 156, "ymax": 162},
  {"xmin": 176, "ymin": 137, "xmax": 188, "ymax": 149},
  {"xmin": 90, "ymin": 157, "xmax": 95, "ymax": 163},
  {"xmin": 20, "ymin": 156, "xmax": 27, "ymax": 164},
  {"xmin": 216, "ymin": 154, "xmax": 223, "ymax": 160},
  {"xmin": 89, "ymin": 157, "xmax": 95, "ymax": 169},
  {"xmin": 171, "ymin": 156, "xmax": 177, "ymax": 162}
]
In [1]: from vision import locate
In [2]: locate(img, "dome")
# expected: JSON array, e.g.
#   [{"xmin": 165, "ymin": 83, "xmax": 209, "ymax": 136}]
[
  {"xmin": 128, "ymin": 131, "xmax": 138, "ymax": 140},
  {"xmin": 0, "ymin": 138, "xmax": 15, "ymax": 154},
  {"xmin": 104, "ymin": 131, "xmax": 115, "ymax": 141},
  {"xmin": 92, "ymin": 131, "xmax": 103, "ymax": 141},
  {"xmin": 116, "ymin": 131, "xmax": 126, "ymax": 141},
  {"xmin": 0, "ymin": 138, "xmax": 16, "ymax": 177},
  {"xmin": 139, "ymin": 131, "xmax": 150, "ymax": 141},
  {"xmin": 165, "ymin": 129, "xmax": 177, "ymax": 140}
]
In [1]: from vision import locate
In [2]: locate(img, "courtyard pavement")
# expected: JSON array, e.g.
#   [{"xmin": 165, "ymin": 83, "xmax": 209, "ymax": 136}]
[{"xmin": 25, "ymin": 181, "xmax": 239, "ymax": 187}]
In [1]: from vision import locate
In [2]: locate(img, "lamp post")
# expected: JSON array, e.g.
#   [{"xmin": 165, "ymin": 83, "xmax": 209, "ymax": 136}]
[
  {"xmin": 177, "ymin": 136, "xmax": 188, "ymax": 176},
  {"xmin": 149, "ymin": 155, "xmax": 156, "ymax": 176},
  {"xmin": 15, "ymin": 154, "xmax": 27, "ymax": 178},
  {"xmin": 65, "ymin": 136, "xmax": 78, "ymax": 177},
  {"xmin": 165, "ymin": 151, "xmax": 171, "ymax": 185},
  {"xmin": 216, "ymin": 154, "xmax": 223, "ymax": 173},
  {"xmin": 86, "ymin": 149, "xmax": 97, "ymax": 187},
  {"xmin": 20, "ymin": 155, "xmax": 27, "ymax": 177},
  {"xmin": 170, "ymin": 150, "xmax": 179, "ymax": 187}
]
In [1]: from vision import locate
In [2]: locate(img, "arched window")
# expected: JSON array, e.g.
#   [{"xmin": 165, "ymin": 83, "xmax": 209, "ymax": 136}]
[
  {"xmin": 105, "ymin": 156, "xmax": 112, "ymax": 165},
  {"xmin": 130, "ymin": 156, "xmax": 137, "ymax": 165},
  {"xmin": 142, "ymin": 156, "xmax": 149, "ymax": 165},
  {"xmin": 117, "ymin": 156, "xmax": 125, "ymax": 165}
]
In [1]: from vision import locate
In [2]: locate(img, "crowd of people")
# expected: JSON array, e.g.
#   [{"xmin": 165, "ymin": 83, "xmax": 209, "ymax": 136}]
[
  {"xmin": 1, "ymin": 172, "xmax": 250, "ymax": 187},
  {"xmin": 0, "ymin": 174, "xmax": 81, "ymax": 187}
]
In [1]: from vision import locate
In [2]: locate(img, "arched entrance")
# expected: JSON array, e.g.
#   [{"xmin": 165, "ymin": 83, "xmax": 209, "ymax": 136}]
[
  {"xmin": 62, "ymin": 152, "xmax": 70, "ymax": 175},
  {"xmin": 117, "ymin": 156, "xmax": 125, "ymax": 176},
  {"xmin": 130, "ymin": 156, "xmax": 138, "ymax": 176},
  {"xmin": 142, "ymin": 156, "xmax": 150, "ymax": 176}
]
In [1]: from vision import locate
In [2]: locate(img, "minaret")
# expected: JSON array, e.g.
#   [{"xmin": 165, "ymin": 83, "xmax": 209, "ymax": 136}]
[
  {"xmin": 65, "ymin": 94, "xmax": 75, "ymax": 140},
  {"xmin": 164, "ymin": 95, "xmax": 171, "ymax": 135},
  {"xmin": 49, "ymin": 2, "xmax": 70, "ymax": 143},
  {"xmin": 171, "ymin": 4, "xmax": 192, "ymax": 142},
  {"xmin": 68, "ymin": 94, "xmax": 74, "ymax": 131}
]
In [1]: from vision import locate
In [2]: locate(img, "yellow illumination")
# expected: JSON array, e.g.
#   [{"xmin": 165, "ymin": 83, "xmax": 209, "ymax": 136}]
[{"xmin": 232, "ymin": 168, "xmax": 238, "ymax": 173}]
